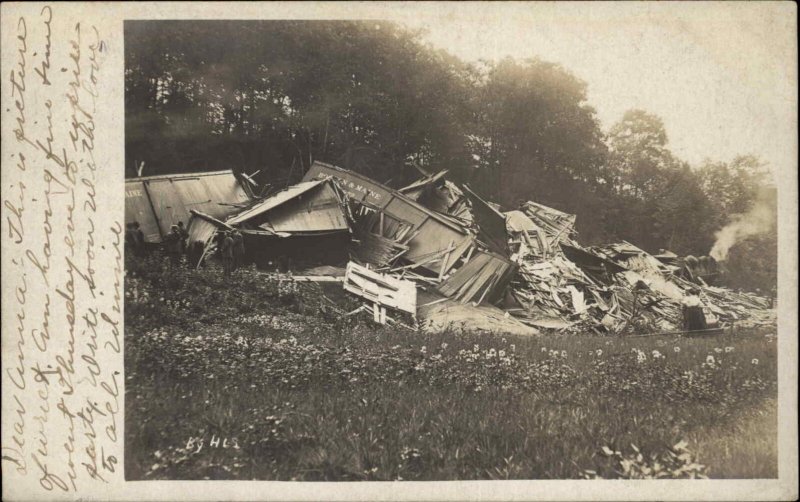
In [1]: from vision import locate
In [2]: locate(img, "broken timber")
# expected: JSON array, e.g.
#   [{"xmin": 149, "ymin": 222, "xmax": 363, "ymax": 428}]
[{"xmin": 343, "ymin": 262, "xmax": 417, "ymax": 316}]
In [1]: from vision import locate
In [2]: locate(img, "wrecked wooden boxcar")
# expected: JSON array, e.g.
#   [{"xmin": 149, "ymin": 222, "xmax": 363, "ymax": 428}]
[
  {"xmin": 125, "ymin": 170, "xmax": 252, "ymax": 242},
  {"xmin": 137, "ymin": 162, "xmax": 774, "ymax": 334}
]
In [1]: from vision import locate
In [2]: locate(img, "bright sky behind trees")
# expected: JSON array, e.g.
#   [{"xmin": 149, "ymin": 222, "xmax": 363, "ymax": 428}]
[{"xmin": 392, "ymin": 2, "xmax": 795, "ymax": 178}]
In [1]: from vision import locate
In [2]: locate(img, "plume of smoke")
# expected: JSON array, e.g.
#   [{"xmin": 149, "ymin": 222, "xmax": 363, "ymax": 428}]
[{"xmin": 710, "ymin": 196, "xmax": 776, "ymax": 262}]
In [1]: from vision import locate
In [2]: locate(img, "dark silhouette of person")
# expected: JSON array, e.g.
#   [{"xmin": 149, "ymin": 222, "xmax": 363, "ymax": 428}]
[
  {"xmin": 220, "ymin": 230, "xmax": 235, "ymax": 277},
  {"xmin": 176, "ymin": 221, "xmax": 189, "ymax": 253},
  {"xmin": 232, "ymin": 229, "xmax": 245, "ymax": 271},
  {"xmin": 164, "ymin": 225, "xmax": 183, "ymax": 264},
  {"xmin": 681, "ymin": 287, "xmax": 707, "ymax": 332}
]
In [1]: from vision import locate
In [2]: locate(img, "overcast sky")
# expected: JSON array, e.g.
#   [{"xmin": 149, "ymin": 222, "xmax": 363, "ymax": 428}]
[{"xmin": 382, "ymin": 2, "xmax": 796, "ymax": 178}]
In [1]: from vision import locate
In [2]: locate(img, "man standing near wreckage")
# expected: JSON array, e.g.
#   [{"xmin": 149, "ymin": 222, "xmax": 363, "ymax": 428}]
[
  {"xmin": 164, "ymin": 225, "xmax": 184, "ymax": 265},
  {"xmin": 177, "ymin": 221, "xmax": 189, "ymax": 253},
  {"xmin": 232, "ymin": 229, "xmax": 245, "ymax": 271},
  {"xmin": 681, "ymin": 287, "xmax": 707, "ymax": 332},
  {"xmin": 220, "ymin": 230, "xmax": 235, "ymax": 278}
]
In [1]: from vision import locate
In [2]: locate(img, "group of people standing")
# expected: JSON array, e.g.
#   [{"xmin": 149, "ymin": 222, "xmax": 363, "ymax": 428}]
[
  {"xmin": 125, "ymin": 219, "xmax": 246, "ymax": 275},
  {"xmin": 125, "ymin": 220, "xmax": 190, "ymax": 264}
]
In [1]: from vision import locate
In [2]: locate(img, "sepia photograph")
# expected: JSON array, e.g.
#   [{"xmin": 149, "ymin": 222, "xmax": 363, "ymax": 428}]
[
  {"xmin": 121, "ymin": 14, "xmax": 784, "ymax": 482},
  {"xmin": 2, "ymin": 2, "xmax": 796, "ymax": 500}
]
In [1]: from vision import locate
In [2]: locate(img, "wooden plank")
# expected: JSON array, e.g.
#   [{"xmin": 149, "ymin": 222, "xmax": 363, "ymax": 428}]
[
  {"xmin": 475, "ymin": 267, "xmax": 505, "ymax": 306},
  {"xmin": 353, "ymin": 231, "xmax": 409, "ymax": 266},
  {"xmin": 344, "ymin": 262, "xmax": 417, "ymax": 314},
  {"xmin": 459, "ymin": 260, "xmax": 498, "ymax": 303},
  {"xmin": 444, "ymin": 258, "xmax": 490, "ymax": 300},
  {"xmin": 463, "ymin": 245, "xmax": 475, "ymax": 264},
  {"xmin": 190, "ymin": 209, "xmax": 235, "ymax": 231},
  {"xmin": 438, "ymin": 240, "xmax": 454, "ymax": 281},
  {"xmin": 352, "ymin": 269, "xmax": 399, "ymax": 291},
  {"xmin": 443, "ymin": 236, "xmax": 474, "ymax": 272},
  {"xmin": 290, "ymin": 276, "xmax": 345, "ymax": 283},
  {"xmin": 437, "ymin": 254, "xmax": 485, "ymax": 296},
  {"xmin": 345, "ymin": 305, "xmax": 367, "ymax": 316},
  {"xmin": 420, "ymin": 297, "xmax": 449, "ymax": 308},
  {"xmin": 386, "ymin": 242, "xmax": 458, "ymax": 273},
  {"xmin": 395, "ymin": 225, "xmax": 411, "ymax": 242}
]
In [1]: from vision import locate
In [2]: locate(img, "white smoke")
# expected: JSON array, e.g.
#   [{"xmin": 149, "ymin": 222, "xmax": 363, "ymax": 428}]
[{"xmin": 710, "ymin": 196, "xmax": 776, "ymax": 262}]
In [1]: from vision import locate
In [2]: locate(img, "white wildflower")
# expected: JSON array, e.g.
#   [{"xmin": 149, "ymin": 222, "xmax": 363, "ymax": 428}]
[{"xmin": 751, "ymin": 358, "xmax": 759, "ymax": 365}]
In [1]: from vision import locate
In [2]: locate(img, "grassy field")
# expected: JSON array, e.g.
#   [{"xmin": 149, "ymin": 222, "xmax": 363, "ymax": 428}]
[{"xmin": 124, "ymin": 255, "xmax": 777, "ymax": 480}]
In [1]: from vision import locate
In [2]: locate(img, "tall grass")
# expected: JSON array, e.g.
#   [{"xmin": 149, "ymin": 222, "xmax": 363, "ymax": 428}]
[{"xmin": 125, "ymin": 255, "xmax": 777, "ymax": 480}]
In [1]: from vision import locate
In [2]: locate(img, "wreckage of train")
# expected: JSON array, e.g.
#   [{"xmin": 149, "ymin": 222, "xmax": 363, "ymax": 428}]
[{"xmin": 125, "ymin": 162, "xmax": 774, "ymax": 335}]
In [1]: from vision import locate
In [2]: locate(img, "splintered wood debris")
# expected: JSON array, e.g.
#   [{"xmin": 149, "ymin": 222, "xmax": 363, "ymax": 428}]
[{"xmin": 191, "ymin": 161, "xmax": 775, "ymax": 334}]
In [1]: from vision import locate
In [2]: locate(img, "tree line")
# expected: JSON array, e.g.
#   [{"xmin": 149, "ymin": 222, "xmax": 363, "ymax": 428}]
[{"xmin": 125, "ymin": 20, "xmax": 776, "ymax": 291}]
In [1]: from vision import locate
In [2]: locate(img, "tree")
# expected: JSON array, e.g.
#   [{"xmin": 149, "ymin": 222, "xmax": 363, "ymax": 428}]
[
  {"xmin": 699, "ymin": 157, "xmax": 775, "ymax": 291},
  {"xmin": 465, "ymin": 57, "xmax": 610, "ymax": 241},
  {"xmin": 607, "ymin": 109, "xmax": 675, "ymax": 199},
  {"xmin": 124, "ymin": 21, "xmax": 474, "ymax": 187},
  {"xmin": 699, "ymin": 155, "xmax": 769, "ymax": 217},
  {"xmin": 124, "ymin": 21, "xmax": 777, "ymax": 292}
]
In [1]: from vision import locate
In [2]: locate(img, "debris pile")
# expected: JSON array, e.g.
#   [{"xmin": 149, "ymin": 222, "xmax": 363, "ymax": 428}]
[{"xmin": 134, "ymin": 162, "xmax": 775, "ymax": 335}]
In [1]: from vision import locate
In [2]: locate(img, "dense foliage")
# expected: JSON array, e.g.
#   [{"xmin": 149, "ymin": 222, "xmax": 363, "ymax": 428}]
[{"xmin": 125, "ymin": 21, "xmax": 776, "ymax": 290}]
